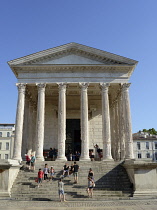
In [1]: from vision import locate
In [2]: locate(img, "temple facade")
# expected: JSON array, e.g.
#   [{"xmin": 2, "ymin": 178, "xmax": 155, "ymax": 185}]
[{"xmin": 8, "ymin": 43, "xmax": 138, "ymax": 161}]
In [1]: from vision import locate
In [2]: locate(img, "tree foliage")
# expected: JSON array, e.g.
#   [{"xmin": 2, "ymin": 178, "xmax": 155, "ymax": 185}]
[{"xmin": 141, "ymin": 128, "xmax": 157, "ymax": 135}]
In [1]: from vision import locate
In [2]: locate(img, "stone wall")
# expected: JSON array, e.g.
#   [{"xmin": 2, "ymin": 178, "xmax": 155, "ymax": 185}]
[{"xmin": 0, "ymin": 160, "xmax": 20, "ymax": 197}]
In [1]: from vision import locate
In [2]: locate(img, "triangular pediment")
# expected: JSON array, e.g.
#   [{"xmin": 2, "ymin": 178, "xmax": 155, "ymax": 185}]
[
  {"xmin": 8, "ymin": 42, "xmax": 138, "ymax": 67},
  {"xmin": 36, "ymin": 54, "xmax": 105, "ymax": 65}
]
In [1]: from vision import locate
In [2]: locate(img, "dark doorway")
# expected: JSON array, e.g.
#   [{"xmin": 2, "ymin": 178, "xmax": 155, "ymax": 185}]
[{"xmin": 66, "ymin": 119, "xmax": 81, "ymax": 155}]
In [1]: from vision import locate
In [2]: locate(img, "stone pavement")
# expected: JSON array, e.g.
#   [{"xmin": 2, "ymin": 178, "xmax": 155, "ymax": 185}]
[{"xmin": 0, "ymin": 199, "xmax": 157, "ymax": 210}]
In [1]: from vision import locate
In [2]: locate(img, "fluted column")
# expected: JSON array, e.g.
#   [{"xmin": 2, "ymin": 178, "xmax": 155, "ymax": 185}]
[
  {"xmin": 36, "ymin": 83, "xmax": 46, "ymax": 161},
  {"xmin": 118, "ymin": 92, "xmax": 125, "ymax": 160},
  {"xmin": 22, "ymin": 94, "xmax": 29, "ymax": 158},
  {"xmin": 115, "ymin": 101, "xmax": 120, "ymax": 160},
  {"xmin": 100, "ymin": 83, "xmax": 113, "ymax": 161},
  {"xmin": 27, "ymin": 99, "xmax": 34, "ymax": 155},
  {"xmin": 57, "ymin": 83, "xmax": 67, "ymax": 161},
  {"xmin": 32, "ymin": 104, "xmax": 37, "ymax": 152},
  {"xmin": 79, "ymin": 83, "xmax": 90, "ymax": 161},
  {"xmin": 110, "ymin": 105, "xmax": 116, "ymax": 160},
  {"xmin": 122, "ymin": 83, "xmax": 134, "ymax": 159},
  {"xmin": 13, "ymin": 83, "xmax": 26, "ymax": 161}
]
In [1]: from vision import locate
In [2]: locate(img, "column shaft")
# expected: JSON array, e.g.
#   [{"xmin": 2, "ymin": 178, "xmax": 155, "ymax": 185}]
[
  {"xmin": 122, "ymin": 83, "xmax": 134, "ymax": 159},
  {"xmin": 79, "ymin": 83, "xmax": 90, "ymax": 161},
  {"xmin": 27, "ymin": 100, "xmax": 34, "ymax": 154},
  {"xmin": 57, "ymin": 83, "xmax": 67, "ymax": 161},
  {"xmin": 36, "ymin": 83, "xmax": 46, "ymax": 161},
  {"xmin": 119, "ymin": 92, "xmax": 125, "ymax": 160},
  {"xmin": 13, "ymin": 83, "xmax": 26, "ymax": 161},
  {"xmin": 110, "ymin": 105, "xmax": 116, "ymax": 160},
  {"xmin": 115, "ymin": 101, "xmax": 120, "ymax": 160},
  {"xmin": 22, "ymin": 95, "xmax": 29, "ymax": 158},
  {"xmin": 100, "ymin": 83, "xmax": 113, "ymax": 161},
  {"xmin": 32, "ymin": 105, "xmax": 37, "ymax": 152}
]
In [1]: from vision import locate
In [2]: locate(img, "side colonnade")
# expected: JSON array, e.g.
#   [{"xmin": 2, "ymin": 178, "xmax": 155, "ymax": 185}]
[{"xmin": 13, "ymin": 82, "xmax": 134, "ymax": 162}]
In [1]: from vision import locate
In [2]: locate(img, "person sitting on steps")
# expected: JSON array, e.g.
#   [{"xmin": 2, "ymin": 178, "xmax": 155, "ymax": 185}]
[{"xmin": 62, "ymin": 163, "xmax": 69, "ymax": 177}]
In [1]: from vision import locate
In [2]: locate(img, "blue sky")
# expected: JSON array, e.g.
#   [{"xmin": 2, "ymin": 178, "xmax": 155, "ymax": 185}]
[{"xmin": 0, "ymin": 0, "xmax": 157, "ymax": 133}]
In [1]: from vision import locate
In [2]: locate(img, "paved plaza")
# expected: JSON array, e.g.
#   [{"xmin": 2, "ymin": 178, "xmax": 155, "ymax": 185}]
[{"xmin": 0, "ymin": 199, "xmax": 157, "ymax": 210}]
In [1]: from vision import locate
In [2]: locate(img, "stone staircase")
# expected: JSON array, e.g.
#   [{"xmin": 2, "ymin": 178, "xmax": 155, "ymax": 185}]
[{"xmin": 11, "ymin": 161, "xmax": 133, "ymax": 201}]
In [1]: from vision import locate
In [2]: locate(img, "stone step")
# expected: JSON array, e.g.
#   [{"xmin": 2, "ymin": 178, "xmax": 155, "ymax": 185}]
[
  {"xmin": 11, "ymin": 162, "xmax": 133, "ymax": 200},
  {"xmin": 10, "ymin": 196, "xmax": 125, "ymax": 201},
  {"xmin": 12, "ymin": 191, "xmax": 129, "ymax": 198}
]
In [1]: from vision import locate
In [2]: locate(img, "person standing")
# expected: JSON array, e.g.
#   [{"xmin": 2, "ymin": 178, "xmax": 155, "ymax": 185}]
[
  {"xmin": 49, "ymin": 148, "xmax": 53, "ymax": 161},
  {"xmin": 43, "ymin": 164, "xmax": 49, "ymax": 181},
  {"xmin": 30, "ymin": 152, "xmax": 36, "ymax": 172},
  {"xmin": 73, "ymin": 161, "xmax": 79, "ymax": 184},
  {"xmin": 58, "ymin": 179, "xmax": 66, "ymax": 202},
  {"xmin": 87, "ymin": 177, "xmax": 95, "ymax": 198},
  {"xmin": 90, "ymin": 151, "xmax": 94, "ymax": 161},
  {"xmin": 49, "ymin": 166, "xmax": 55, "ymax": 180},
  {"xmin": 69, "ymin": 163, "xmax": 74, "ymax": 175},
  {"xmin": 88, "ymin": 168, "xmax": 94, "ymax": 180},
  {"xmin": 25, "ymin": 153, "xmax": 31, "ymax": 170},
  {"xmin": 37, "ymin": 168, "xmax": 43, "ymax": 188},
  {"xmin": 94, "ymin": 144, "xmax": 99, "ymax": 160}
]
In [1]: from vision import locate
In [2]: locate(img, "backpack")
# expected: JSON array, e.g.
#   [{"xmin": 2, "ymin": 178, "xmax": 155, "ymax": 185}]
[{"xmin": 31, "ymin": 156, "xmax": 35, "ymax": 163}]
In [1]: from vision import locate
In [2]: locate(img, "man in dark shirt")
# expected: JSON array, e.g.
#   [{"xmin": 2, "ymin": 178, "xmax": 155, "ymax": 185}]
[
  {"xmin": 49, "ymin": 148, "xmax": 53, "ymax": 160},
  {"xmin": 62, "ymin": 163, "xmax": 69, "ymax": 177},
  {"xmin": 73, "ymin": 161, "xmax": 79, "ymax": 183}
]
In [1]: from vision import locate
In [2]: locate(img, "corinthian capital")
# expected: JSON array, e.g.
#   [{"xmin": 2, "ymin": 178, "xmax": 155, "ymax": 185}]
[
  {"xmin": 79, "ymin": 82, "xmax": 89, "ymax": 90},
  {"xmin": 121, "ymin": 83, "xmax": 131, "ymax": 91},
  {"xmin": 100, "ymin": 83, "xmax": 110, "ymax": 91},
  {"xmin": 36, "ymin": 83, "xmax": 46, "ymax": 91},
  {"xmin": 58, "ymin": 83, "xmax": 67, "ymax": 91},
  {"xmin": 16, "ymin": 83, "xmax": 26, "ymax": 93}
]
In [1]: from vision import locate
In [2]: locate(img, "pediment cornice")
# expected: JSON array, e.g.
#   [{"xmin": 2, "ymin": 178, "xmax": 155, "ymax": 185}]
[
  {"xmin": 8, "ymin": 42, "xmax": 138, "ymax": 66},
  {"xmin": 13, "ymin": 64, "xmax": 133, "ymax": 78}
]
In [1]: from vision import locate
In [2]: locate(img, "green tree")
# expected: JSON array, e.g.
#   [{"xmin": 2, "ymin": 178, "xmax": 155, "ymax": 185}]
[{"xmin": 142, "ymin": 128, "xmax": 157, "ymax": 135}]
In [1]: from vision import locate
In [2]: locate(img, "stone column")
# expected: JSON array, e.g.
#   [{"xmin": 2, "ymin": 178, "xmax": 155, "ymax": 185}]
[
  {"xmin": 27, "ymin": 99, "xmax": 34, "ymax": 154},
  {"xmin": 114, "ymin": 100, "xmax": 120, "ymax": 160},
  {"xmin": 122, "ymin": 83, "xmax": 134, "ymax": 159},
  {"xmin": 79, "ymin": 83, "xmax": 90, "ymax": 161},
  {"xmin": 110, "ymin": 105, "xmax": 116, "ymax": 160},
  {"xmin": 118, "ymin": 92, "xmax": 125, "ymax": 160},
  {"xmin": 57, "ymin": 83, "xmax": 67, "ymax": 161},
  {"xmin": 32, "ymin": 104, "xmax": 37, "ymax": 152},
  {"xmin": 36, "ymin": 83, "xmax": 46, "ymax": 161},
  {"xmin": 13, "ymin": 83, "xmax": 26, "ymax": 161},
  {"xmin": 100, "ymin": 83, "xmax": 113, "ymax": 161},
  {"xmin": 22, "ymin": 93, "xmax": 29, "ymax": 158}
]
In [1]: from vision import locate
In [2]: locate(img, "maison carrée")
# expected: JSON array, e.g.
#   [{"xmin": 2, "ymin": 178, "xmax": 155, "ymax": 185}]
[{"xmin": 8, "ymin": 42, "xmax": 138, "ymax": 162}]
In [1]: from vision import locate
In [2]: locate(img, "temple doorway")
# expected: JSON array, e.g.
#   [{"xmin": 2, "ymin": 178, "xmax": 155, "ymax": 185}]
[{"xmin": 66, "ymin": 119, "xmax": 81, "ymax": 155}]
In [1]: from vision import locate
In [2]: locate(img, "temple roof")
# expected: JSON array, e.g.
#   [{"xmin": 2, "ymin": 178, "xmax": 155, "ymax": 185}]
[{"xmin": 8, "ymin": 42, "xmax": 138, "ymax": 66}]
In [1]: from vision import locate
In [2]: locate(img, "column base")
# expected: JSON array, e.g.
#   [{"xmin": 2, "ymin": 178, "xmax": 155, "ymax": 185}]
[
  {"xmin": 79, "ymin": 157, "xmax": 90, "ymax": 161},
  {"xmin": 56, "ymin": 157, "xmax": 67, "ymax": 161},
  {"xmin": 125, "ymin": 155, "xmax": 135, "ymax": 160},
  {"xmin": 13, "ymin": 157, "xmax": 22, "ymax": 163},
  {"xmin": 102, "ymin": 157, "xmax": 114, "ymax": 161}
]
